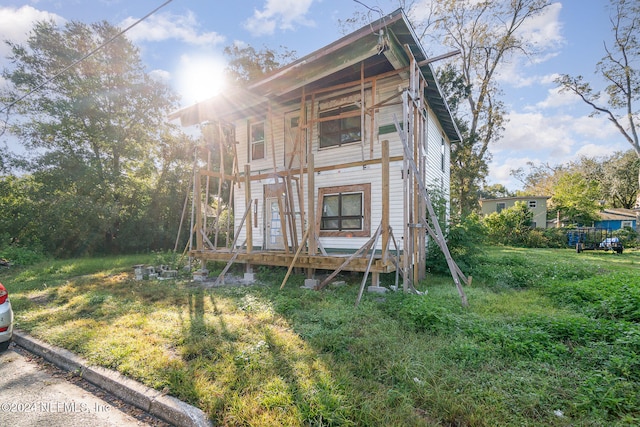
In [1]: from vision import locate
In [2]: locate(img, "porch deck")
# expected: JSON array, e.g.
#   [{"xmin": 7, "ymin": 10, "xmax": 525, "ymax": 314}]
[{"xmin": 190, "ymin": 249, "xmax": 398, "ymax": 274}]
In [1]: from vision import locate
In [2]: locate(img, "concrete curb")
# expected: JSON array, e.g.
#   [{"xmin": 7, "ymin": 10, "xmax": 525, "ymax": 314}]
[{"xmin": 13, "ymin": 331, "xmax": 212, "ymax": 427}]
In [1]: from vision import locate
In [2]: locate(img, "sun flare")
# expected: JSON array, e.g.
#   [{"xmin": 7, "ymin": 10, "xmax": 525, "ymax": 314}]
[{"xmin": 176, "ymin": 55, "xmax": 227, "ymax": 104}]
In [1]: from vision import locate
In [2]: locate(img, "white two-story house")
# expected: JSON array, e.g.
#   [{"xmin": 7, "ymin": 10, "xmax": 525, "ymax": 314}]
[{"xmin": 171, "ymin": 9, "xmax": 463, "ymax": 291}]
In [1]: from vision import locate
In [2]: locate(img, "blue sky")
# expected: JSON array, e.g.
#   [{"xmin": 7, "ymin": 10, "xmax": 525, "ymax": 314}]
[{"xmin": 0, "ymin": 0, "xmax": 628, "ymax": 191}]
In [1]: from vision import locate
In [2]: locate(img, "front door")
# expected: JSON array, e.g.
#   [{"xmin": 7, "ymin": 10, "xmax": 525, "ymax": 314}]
[{"xmin": 265, "ymin": 197, "xmax": 285, "ymax": 250}]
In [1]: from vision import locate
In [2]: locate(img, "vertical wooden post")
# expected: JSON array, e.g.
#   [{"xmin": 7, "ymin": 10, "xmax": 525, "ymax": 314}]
[
  {"xmin": 297, "ymin": 88, "xmax": 307, "ymax": 236},
  {"xmin": 381, "ymin": 139, "xmax": 390, "ymax": 263},
  {"xmin": 401, "ymin": 91, "xmax": 410, "ymax": 292},
  {"xmin": 244, "ymin": 164, "xmax": 252, "ymax": 254},
  {"xmin": 370, "ymin": 78, "xmax": 377, "ymax": 160},
  {"xmin": 195, "ymin": 172, "xmax": 203, "ymax": 251},
  {"xmin": 307, "ymin": 153, "xmax": 316, "ymax": 256}
]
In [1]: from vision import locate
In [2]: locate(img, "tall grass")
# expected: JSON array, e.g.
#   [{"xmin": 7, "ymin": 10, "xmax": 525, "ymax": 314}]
[{"xmin": 1, "ymin": 248, "xmax": 638, "ymax": 426}]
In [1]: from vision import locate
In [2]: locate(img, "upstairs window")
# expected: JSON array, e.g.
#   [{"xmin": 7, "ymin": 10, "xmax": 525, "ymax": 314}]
[
  {"xmin": 496, "ymin": 202, "xmax": 506, "ymax": 213},
  {"xmin": 250, "ymin": 122, "xmax": 265, "ymax": 160},
  {"xmin": 319, "ymin": 105, "xmax": 361, "ymax": 148},
  {"xmin": 528, "ymin": 200, "xmax": 537, "ymax": 209}
]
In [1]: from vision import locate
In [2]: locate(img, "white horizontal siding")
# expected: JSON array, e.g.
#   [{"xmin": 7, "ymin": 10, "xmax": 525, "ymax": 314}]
[{"xmin": 231, "ymin": 72, "xmax": 451, "ymax": 252}]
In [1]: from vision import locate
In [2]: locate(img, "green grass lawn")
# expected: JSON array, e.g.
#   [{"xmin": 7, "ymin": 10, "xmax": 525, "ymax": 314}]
[{"xmin": 1, "ymin": 247, "xmax": 639, "ymax": 426}]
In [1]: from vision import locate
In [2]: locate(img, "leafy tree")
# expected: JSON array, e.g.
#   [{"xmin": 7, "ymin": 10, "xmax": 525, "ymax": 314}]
[
  {"xmin": 601, "ymin": 150, "xmax": 640, "ymax": 208},
  {"xmin": 514, "ymin": 151, "xmax": 639, "ymax": 209},
  {"xmin": 550, "ymin": 171, "xmax": 601, "ymax": 225},
  {"xmin": 1, "ymin": 20, "xmax": 192, "ymax": 255},
  {"xmin": 0, "ymin": 175, "xmax": 42, "ymax": 250},
  {"xmin": 556, "ymin": 0, "xmax": 640, "ymax": 191},
  {"xmin": 479, "ymin": 183, "xmax": 513, "ymax": 199},
  {"xmin": 223, "ymin": 44, "xmax": 297, "ymax": 84},
  {"xmin": 411, "ymin": 0, "xmax": 553, "ymax": 215}
]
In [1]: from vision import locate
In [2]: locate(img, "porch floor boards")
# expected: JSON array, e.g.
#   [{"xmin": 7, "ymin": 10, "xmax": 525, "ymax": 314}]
[{"xmin": 190, "ymin": 249, "xmax": 397, "ymax": 274}]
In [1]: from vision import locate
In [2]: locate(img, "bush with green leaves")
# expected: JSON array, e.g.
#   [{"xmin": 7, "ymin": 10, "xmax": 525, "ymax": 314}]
[
  {"xmin": 426, "ymin": 212, "xmax": 486, "ymax": 275},
  {"xmin": 0, "ymin": 245, "xmax": 47, "ymax": 266},
  {"xmin": 482, "ymin": 201, "xmax": 534, "ymax": 246},
  {"xmin": 613, "ymin": 226, "xmax": 639, "ymax": 248}
]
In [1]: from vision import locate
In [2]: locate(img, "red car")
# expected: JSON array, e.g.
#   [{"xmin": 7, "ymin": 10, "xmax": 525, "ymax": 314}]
[{"xmin": 0, "ymin": 281, "xmax": 13, "ymax": 352}]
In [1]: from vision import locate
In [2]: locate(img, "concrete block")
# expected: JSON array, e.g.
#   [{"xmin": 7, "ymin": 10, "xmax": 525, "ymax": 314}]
[
  {"xmin": 243, "ymin": 272, "xmax": 256, "ymax": 283},
  {"xmin": 301, "ymin": 279, "xmax": 319, "ymax": 290},
  {"xmin": 367, "ymin": 286, "xmax": 388, "ymax": 294},
  {"xmin": 161, "ymin": 270, "xmax": 178, "ymax": 279},
  {"xmin": 193, "ymin": 269, "xmax": 209, "ymax": 281}
]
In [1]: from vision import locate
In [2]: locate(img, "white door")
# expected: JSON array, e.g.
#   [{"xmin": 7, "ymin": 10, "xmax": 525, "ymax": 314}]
[{"xmin": 265, "ymin": 197, "xmax": 285, "ymax": 250}]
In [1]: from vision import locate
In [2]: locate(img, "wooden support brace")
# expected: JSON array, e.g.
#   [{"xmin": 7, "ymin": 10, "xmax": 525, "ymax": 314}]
[
  {"xmin": 393, "ymin": 115, "xmax": 469, "ymax": 306},
  {"xmin": 280, "ymin": 227, "xmax": 310, "ymax": 290},
  {"xmin": 214, "ymin": 239, "xmax": 247, "ymax": 286},
  {"xmin": 355, "ymin": 222, "xmax": 383, "ymax": 307},
  {"xmin": 316, "ymin": 230, "xmax": 379, "ymax": 290}
]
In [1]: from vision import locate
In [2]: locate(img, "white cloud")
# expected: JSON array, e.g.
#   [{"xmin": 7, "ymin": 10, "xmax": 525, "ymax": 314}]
[
  {"xmin": 519, "ymin": 2, "xmax": 564, "ymax": 53},
  {"xmin": 244, "ymin": 0, "xmax": 315, "ymax": 37},
  {"xmin": 119, "ymin": 11, "xmax": 225, "ymax": 46},
  {"xmin": 487, "ymin": 156, "xmax": 540, "ymax": 191},
  {"xmin": 496, "ymin": 111, "xmax": 576, "ymax": 156},
  {"xmin": 574, "ymin": 143, "xmax": 625, "ymax": 158},
  {"xmin": 148, "ymin": 69, "xmax": 171, "ymax": 83},
  {"xmin": 533, "ymin": 85, "xmax": 581, "ymax": 109},
  {"xmin": 0, "ymin": 6, "xmax": 65, "ymax": 58},
  {"xmin": 489, "ymin": 108, "xmax": 626, "ymax": 190}
]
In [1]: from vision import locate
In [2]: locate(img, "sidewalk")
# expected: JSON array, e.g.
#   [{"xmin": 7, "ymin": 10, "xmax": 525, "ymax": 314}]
[{"xmin": 12, "ymin": 331, "xmax": 212, "ymax": 427}]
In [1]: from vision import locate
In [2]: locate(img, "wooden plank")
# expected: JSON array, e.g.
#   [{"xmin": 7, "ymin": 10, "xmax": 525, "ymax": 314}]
[
  {"xmin": 316, "ymin": 232, "xmax": 377, "ymax": 290},
  {"xmin": 280, "ymin": 227, "xmax": 310, "ymax": 289},
  {"xmin": 214, "ymin": 239, "xmax": 246, "ymax": 286},
  {"xmin": 244, "ymin": 156, "xmax": 405, "ymax": 182},
  {"xmin": 307, "ymin": 153, "xmax": 316, "ymax": 256},
  {"xmin": 276, "ymin": 179, "xmax": 290, "ymax": 254},
  {"xmin": 394, "ymin": 114, "xmax": 469, "ymax": 306},
  {"xmin": 198, "ymin": 169, "xmax": 237, "ymax": 182},
  {"xmin": 381, "ymin": 139, "xmax": 390, "ymax": 263},
  {"xmin": 355, "ymin": 223, "xmax": 383, "ymax": 307},
  {"xmin": 190, "ymin": 249, "xmax": 396, "ymax": 273},
  {"xmin": 244, "ymin": 164, "xmax": 252, "ymax": 254},
  {"xmin": 229, "ymin": 199, "xmax": 253, "ymax": 252},
  {"xmin": 195, "ymin": 172, "xmax": 204, "ymax": 251}
]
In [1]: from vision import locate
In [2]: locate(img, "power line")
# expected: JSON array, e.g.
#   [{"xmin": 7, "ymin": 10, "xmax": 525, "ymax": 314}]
[{"xmin": 0, "ymin": 0, "xmax": 174, "ymax": 116}]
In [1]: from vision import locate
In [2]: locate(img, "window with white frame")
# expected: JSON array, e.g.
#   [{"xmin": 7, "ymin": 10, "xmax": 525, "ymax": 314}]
[
  {"xmin": 318, "ymin": 184, "xmax": 370, "ymax": 237},
  {"xmin": 528, "ymin": 200, "xmax": 537, "ymax": 209},
  {"xmin": 621, "ymin": 220, "xmax": 633, "ymax": 228},
  {"xmin": 250, "ymin": 121, "xmax": 265, "ymax": 160}
]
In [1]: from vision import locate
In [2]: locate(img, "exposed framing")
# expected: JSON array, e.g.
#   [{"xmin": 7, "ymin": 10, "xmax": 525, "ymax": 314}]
[{"xmin": 172, "ymin": 9, "xmax": 470, "ymax": 305}]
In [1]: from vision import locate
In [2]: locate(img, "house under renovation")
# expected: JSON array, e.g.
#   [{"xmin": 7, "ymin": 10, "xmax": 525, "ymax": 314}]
[{"xmin": 170, "ymin": 9, "xmax": 469, "ymax": 304}]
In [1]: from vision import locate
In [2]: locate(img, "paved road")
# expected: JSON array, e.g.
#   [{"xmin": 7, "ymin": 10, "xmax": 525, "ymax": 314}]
[{"xmin": 0, "ymin": 345, "xmax": 169, "ymax": 427}]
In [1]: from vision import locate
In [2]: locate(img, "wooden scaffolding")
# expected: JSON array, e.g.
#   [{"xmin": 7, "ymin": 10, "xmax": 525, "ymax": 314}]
[{"xmin": 181, "ymin": 36, "xmax": 469, "ymax": 306}]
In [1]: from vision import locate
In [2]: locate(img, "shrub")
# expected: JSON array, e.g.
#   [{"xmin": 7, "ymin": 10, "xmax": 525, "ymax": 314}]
[
  {"xmin": 613, "ymin": 226, "xmax": 639, "ymax": 248},
  {"xmin": 0, "ymin": 245, "xmax": 48, "ymax": 266},
  {"xmin": 482, "ymin": 201, "xmax": 533, "ymax": 246},
  {"xmin": 426, "ymin": 212, "xmax": 486, "ymax": 275}
]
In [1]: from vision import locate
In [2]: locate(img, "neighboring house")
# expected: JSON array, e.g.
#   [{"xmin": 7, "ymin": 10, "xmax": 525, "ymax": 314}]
[
  {"xmin": 479, "ymin": 196, "xmax": 549, "ymax": 229},
  {"xmin": 170, "ymin": 9, "xmax": 462, "ymax": 290},
  {"xmin": 594, "ymin": 208, "xmax": 638, "ymax": 231}
]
